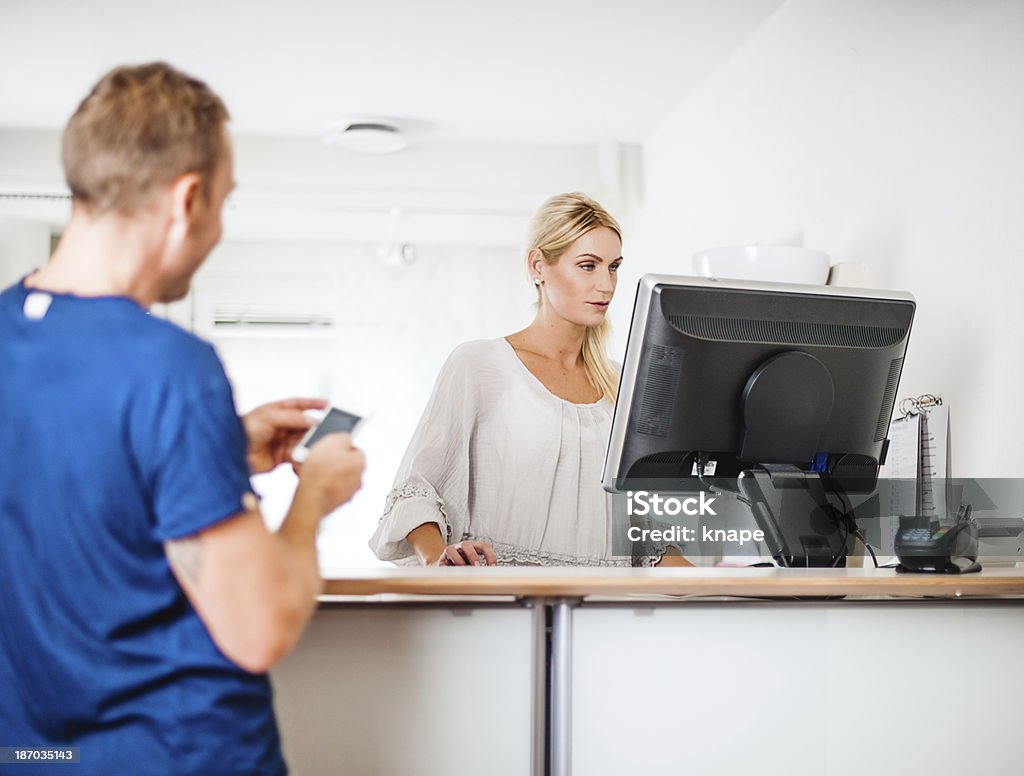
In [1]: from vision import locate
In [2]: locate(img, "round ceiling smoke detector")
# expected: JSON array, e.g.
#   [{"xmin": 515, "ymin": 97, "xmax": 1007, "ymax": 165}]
[{"xmin": 325, "ymin": 121, "xmax": 407, "ymax": 154}]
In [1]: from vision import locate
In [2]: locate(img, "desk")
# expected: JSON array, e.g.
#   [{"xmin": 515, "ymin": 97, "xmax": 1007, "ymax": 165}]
[{"xmin": 272, "ymin": 569, "xmax": 1024, "ymax": 776}]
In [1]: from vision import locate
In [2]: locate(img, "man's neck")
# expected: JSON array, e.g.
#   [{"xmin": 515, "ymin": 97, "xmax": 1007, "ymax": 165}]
[{"xmin": 27, "ymin": 211, "xmax": 163, "ymax": 307}]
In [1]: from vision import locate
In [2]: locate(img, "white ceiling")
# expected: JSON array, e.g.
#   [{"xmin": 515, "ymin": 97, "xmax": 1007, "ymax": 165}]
[{"xmin": 0, "ymin": 0, "xmax": 783, "ymax": 143}]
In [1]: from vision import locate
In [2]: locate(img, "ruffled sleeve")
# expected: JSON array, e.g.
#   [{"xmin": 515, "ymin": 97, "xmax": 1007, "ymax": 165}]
[{"xmin": 369, "ymin": 343, "xmax": 481, "ymax": 563}]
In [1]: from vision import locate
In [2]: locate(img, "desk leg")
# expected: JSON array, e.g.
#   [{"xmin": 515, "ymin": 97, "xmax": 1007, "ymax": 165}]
[
  {"xmin": 550, "ymin": 598, "xmax": 579, "ymax": 776},
  {"xmin": 530, "ymin": 598, "xmax": 547, "ymax": 776}
]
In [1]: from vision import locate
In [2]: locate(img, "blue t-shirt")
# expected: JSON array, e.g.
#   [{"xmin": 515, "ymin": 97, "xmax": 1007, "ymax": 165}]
[{"xmin": 0, "ymin": 280, "xmax": 286, "ymax": 776}]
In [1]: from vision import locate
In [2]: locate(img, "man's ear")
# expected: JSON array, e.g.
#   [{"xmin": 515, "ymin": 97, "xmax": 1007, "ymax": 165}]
[{"xmin": 169, "ymin": 173, "xmax": 203, "ymax": 224}]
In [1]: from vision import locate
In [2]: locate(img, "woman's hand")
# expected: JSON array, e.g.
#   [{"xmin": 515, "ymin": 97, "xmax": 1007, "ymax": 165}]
[
  {"xmin": 655, "ymin": 545, "xmax": 694, "ymax": 567},
  {"xmin": 434, "ymin": 540, "xmax": 497, "ymax": 567}
]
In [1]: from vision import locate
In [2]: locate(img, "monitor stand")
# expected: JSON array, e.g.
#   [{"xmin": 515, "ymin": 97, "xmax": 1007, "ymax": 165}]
[{"xmin": 738, "ymin": 464, "xmax": 850, "ymax": 568}]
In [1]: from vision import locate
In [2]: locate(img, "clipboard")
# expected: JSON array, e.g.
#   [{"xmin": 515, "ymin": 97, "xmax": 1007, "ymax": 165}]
[{"xmin": 878, "ymin": 394, "xmax": 952, "ymax": 552}]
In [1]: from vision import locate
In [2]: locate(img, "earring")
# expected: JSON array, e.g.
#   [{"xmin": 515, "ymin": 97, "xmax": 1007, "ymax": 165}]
[{"xmin": 533, "ymin": 278, "xmax": 541, "ymax": 286}]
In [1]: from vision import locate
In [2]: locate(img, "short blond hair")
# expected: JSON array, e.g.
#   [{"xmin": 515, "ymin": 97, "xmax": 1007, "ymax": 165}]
[
  {"xmin": 527, "ymin": 192, "xmax": 623, "ymax": 403},
  {"xmin": 62, "ymin": 62, "xmax": 229, "ymax": 214}
]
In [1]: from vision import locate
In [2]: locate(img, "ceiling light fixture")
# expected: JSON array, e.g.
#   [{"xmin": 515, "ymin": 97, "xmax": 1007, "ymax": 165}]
[{"xmin": 324, "ymin": 121, "xmax": 407, "ymax": 154}]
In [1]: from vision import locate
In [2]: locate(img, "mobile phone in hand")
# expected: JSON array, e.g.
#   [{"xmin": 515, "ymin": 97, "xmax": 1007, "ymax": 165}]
[{"xmin": 292, "ymin": 406, "xmax": 363, "ymax": 463}]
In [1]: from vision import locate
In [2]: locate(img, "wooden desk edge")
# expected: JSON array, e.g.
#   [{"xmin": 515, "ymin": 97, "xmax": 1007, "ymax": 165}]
[{"xmin": 320, "ymin": 569, "xmax": 1024, "ymax": 599}]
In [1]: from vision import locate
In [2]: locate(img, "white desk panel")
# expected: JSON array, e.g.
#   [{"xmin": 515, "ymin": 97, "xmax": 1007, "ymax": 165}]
[
  {"xmin": 272, "ymin": 605, "xmax": 534, "ymax": 776},
  {"xmin": 572, "ymin": 602, "xmax": 1024, "ymax": 776}
]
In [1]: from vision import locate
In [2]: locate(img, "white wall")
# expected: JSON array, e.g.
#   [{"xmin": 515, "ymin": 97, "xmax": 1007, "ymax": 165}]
[
  {"xmin": 633, "ymin": 0, "xmax": 1024, "ymax": 477},
  {"xmin": 0, "ymin": 217, "xmax": 50, "ymax": 287},
  {"xmin": 0, "ymin": 129, "xmax": 610, "ymax": 566},
  {"xmin": 198, "ymin": 239, "xmax": 533, "ymax": 567}
]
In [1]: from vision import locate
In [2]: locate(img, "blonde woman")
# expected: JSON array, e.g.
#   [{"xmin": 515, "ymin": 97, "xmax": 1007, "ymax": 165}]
[{"xmin": 370, "ymin": 193, "xmax": 689, "ymax": 567}]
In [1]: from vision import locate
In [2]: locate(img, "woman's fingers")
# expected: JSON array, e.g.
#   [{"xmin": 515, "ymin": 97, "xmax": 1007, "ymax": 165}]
[
  {"xmin": 444, "ymin": 545, "xmax": 468, "ymax": 566},
  {"xmin": 457, "ymin": 542, "xmax": 482, "ymax": 566},
  {"xmin": 438, "ymin": 541, "xmax": 498, "ymax": 567},
  {"xmin": 477, "ymin": 542, "xmax": 497, "ymax": 566}
]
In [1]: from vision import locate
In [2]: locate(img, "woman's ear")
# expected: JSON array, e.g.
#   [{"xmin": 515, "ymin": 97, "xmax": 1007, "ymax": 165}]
[{"xmin": 528, "ymin": 247, "xmax": 545, "ymax": 284}]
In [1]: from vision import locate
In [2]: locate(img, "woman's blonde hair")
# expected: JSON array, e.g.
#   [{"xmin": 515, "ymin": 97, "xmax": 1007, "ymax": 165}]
[{"xmin": 526, "ymin": 192, "xmax": 622, "ymax": 403}]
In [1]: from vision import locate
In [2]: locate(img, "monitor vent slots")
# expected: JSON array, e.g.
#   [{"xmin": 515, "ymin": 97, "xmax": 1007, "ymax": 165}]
[
  {"xmin": 874, "ymin": 357, "xmax": 904, "ymax": 441},
  {"xmin": 637, "ymin": 451, "xmax": 687, "ymax": 463},
  {"xmin": 634, "ymin": 345, "xmax": 681, "ymax": 437},
  {"xmin": 668, "ymin": 315, "xmax": 907, "ymax": 348}
]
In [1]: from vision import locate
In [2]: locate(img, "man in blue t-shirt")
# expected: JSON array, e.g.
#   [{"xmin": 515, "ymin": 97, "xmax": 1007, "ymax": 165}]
[{"xmin": 0, "ymin": 63, "xmax": 365, "ymax": 775}]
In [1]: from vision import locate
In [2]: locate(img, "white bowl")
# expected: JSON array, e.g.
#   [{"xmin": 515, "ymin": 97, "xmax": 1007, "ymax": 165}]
[{"xmin": 692, "ymin": 246, "xmax": 831, "ymax": 285}]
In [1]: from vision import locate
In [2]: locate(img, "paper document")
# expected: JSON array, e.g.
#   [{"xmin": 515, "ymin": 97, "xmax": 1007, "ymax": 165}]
[
  {"xmin": 877, "ymin": 399, "xmax": 952, "ymax": 553},
  {"xmin": 919, "ymin": 404, "xmax": 950, "ymax": 519}
]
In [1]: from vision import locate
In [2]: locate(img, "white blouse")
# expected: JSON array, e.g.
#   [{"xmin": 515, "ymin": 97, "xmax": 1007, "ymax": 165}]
[{"xmin": 369, "ymin": 338, "xmax": 663, "ymax": 567}]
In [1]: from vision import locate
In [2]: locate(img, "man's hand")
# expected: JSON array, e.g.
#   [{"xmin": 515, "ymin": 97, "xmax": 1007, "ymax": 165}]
[
  {"xmin": 295, "ymin": 433, "xmax": 366, "ymax": 515},
  {"xmin": 242, "ymin": 398, "xmax": 326, "ymax": 474}
]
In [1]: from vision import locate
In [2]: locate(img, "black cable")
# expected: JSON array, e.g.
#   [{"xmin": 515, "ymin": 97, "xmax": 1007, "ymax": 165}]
[
  {"xmin": 695, "ymin": 452, "xmax": 753, "ymax": 507},
  {"xmin": 830, "ymin": 512, "xmax": 850, "ymax": 568},
  {"xmin": 828, "ymin": 479, "xmax": 890, "ymax": 569},
  {"xmin": 849, "ymin": 525, "xmax": 880, "ymax": 568},
  {"xmin": 825, "ymin": 487, "xmax": 882, "ymax": 569},
  {"xmin": 823, "ymin": 488, "xmax": 856, "ymax": 568}
]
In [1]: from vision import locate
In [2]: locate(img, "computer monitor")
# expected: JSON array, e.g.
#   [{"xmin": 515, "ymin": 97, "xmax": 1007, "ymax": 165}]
[{"xmin": 602, "ymin": 274, "xmax": 916, "ymax": 567}]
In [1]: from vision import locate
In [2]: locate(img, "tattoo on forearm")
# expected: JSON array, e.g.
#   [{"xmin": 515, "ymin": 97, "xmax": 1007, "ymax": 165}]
[{"xmin": 167, "ymin": 536, "xmax": 204, "ymax": 586}]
